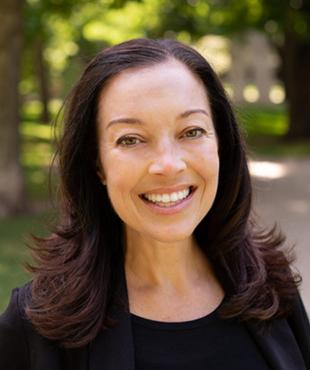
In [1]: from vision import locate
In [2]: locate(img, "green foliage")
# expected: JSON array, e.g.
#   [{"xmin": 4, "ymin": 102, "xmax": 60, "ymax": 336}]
[
  {"xmin": 81, "ymin": 1, "xmax": 159, "ymax": 45},
  {"xmin": 138, "ymin": 0, "xmax": 310, "ymax": 43},
  {"xmin": 20, "ymin": 102, "xmax": 56, "ymax": 201},
  {"xmin": 21, "ymin": 0, "xmax": 163, "ymax": 102}
]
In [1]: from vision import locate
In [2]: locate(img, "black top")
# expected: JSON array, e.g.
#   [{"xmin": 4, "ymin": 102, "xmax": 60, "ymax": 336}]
[
  {"xmin": 131, "ymin": 299, "xmax": 270, "ymax": 370},
  {"xmin": 0, "ymin": 285, "xmax": 310, "ymax": 370}
]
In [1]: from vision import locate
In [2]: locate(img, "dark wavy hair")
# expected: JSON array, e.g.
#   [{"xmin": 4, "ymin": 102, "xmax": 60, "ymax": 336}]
[{"xmin": 26, "ymin": 38, "xmax": 301, "ymax": 348}]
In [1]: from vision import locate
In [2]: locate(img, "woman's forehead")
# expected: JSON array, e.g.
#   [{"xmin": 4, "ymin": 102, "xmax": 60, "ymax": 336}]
[
  {"xmin": 101, "ymin": 59, "xmax": 205, "ymax": 93},
  {"xmin": 97, "ymin": 60, "xmax": 210, "ymax": 123}
]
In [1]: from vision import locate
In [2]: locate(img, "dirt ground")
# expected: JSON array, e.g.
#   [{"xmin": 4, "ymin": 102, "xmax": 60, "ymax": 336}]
[{"xmin": 250, "ymin": 157, "xmax": 310, "ymax": 314}]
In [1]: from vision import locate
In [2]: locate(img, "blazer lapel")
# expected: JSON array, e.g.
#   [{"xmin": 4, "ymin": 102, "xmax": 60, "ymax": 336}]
[
  {"xmin": 89, "ymin": 309, "xmax": 135, "ymax": 370},
  {"xmin": 89, "ymin": 268, "xmax": 135, "ymax": 370},
  {"xmin": 246, "ymin": 319, "xmax": 307, "ymax": 370},
  {"xmin": 29, "ymin": 336, "xmax": 63, "ymax": 370}
]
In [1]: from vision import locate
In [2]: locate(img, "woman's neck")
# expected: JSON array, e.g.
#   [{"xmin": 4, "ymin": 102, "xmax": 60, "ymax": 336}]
[
  {"xmin": 124, "ymin": 227, "xmax": 225, "ymax": 321},
  {"xmin": 124, "ymin": 227, "xmax": 215, "ymax": 292}
]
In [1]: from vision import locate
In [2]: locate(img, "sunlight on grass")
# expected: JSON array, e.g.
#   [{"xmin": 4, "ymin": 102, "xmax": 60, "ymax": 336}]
[
  {"xmin": 238, "ymin": 105, "xmax": 288, "ymax": 136},
  {"xmin": 237, "ymin": 105, "xmax": 310, "ymax": 156}
]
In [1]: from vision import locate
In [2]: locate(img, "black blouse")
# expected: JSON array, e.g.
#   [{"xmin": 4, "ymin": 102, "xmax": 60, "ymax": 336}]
[{"xmin": 131, "ymin": 301, "xmax": 270, "ymax": 370}]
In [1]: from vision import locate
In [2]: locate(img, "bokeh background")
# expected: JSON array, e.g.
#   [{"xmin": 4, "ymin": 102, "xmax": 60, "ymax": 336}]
[{"xmin": 0, "ymin": 0, "xmax": 309, "ymax": 313}]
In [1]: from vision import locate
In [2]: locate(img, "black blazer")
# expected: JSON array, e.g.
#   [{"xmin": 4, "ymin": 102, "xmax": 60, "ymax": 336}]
[{"xmin": 0, "ymin": 282, "xmax": 310, "ymax": 370}]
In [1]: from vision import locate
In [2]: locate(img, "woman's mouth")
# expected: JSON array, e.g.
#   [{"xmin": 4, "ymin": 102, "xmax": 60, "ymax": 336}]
[{"xmin": 140, "ymin": 186, "xmax": 196, "ymax": 208}]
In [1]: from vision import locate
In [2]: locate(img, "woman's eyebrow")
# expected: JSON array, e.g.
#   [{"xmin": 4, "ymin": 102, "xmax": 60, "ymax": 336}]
[
  {"xmin": 179, "ymin": 109, "xmax": 209, "ymax": 119},
  {"xmin": 106, "ymin": 109, "xmax": 209, "ymax": 129},
  {"xmin": 107, "ymin": 117, "xmax": 142, "ymax": 129}
]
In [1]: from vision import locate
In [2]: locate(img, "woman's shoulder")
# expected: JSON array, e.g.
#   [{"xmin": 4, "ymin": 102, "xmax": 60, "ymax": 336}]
[
  {"xmin": 0, "ymin": 282, "xmax": 32, "ymax": 369},
  {"xmin": 287, "ymin": 291, "xmax": 310, "ymax": 360},
  {"xmin": 0, "ymin": 282, "xmax": 32, "ymax": 325}
]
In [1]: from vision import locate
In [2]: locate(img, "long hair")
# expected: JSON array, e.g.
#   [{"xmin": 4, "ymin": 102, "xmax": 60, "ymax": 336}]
[{"xmin": 26, "ymin": 38, "xmax": 301, "ymax": 348}]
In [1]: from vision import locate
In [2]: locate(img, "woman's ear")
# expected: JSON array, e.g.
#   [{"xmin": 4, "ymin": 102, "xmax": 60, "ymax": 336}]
[
  {"xmin": 96, "ymin": 160, "xmax": 106, "ymax": 185},
  {"xmin": 98, "ymin": 172, "xmax": 106, "ymax": 185}
]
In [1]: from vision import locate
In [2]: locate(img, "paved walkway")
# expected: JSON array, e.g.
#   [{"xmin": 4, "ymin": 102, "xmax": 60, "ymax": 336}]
[{"xmin": 250, "ymin": 157, "xmax": 310, "ymax": 314}]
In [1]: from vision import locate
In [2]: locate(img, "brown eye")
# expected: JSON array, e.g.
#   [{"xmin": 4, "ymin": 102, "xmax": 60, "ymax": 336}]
[
  {"xmin": 116, "ymin": 136, "xmax": 142, "ymax": 147},
  {"xmin": 183, "ymin": 128, "xmax": 206, "ymax": 138}
]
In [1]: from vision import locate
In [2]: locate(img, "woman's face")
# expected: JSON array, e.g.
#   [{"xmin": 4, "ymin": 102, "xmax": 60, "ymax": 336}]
[{"xmin": 97, "ymin": 59, "xmax": 219, "ymax": 243}]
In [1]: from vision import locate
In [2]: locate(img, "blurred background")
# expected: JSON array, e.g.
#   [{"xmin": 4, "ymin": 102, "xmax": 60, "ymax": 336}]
[{"xmin": 0, "ymin": 0, "xmax": 309, "ymax": 313}]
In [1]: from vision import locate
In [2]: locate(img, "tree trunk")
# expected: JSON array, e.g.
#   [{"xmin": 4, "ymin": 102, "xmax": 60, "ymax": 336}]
[
  {"xmin": 0, "ymin": 0, "xmax": 25, "ymax": 216},
  {"xmin": 283, "ymin": 29, "xmax": 310, "ymax": 139},
  {"xmin": 34, "ymin": 36, "xmax": 50, "ymax": 123}
]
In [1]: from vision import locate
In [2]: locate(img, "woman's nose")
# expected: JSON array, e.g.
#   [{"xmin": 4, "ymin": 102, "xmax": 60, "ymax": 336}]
[{"xmin": 148, "ymin": 142, "xmax": 186, "ymax": 176}]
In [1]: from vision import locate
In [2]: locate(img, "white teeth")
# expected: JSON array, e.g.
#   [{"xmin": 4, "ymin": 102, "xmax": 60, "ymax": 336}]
[
  {"xmin": 143, "ymin": 188, "xmax": 191, "ymax": 204},
  {"xmin": 170, "ymin": 192, "xmax": 178, "ymax": 202},
  {"xmin": 162, "ymin": 194, "xmax": 170, "ymax": 202}
]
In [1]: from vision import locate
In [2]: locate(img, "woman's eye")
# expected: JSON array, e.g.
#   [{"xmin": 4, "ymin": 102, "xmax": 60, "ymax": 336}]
[
  {"xmin": 116, "ymin": 136, "xmax": 142, "ymax": 147},
  {"xmin": 183, "ymin": 128, "xmax": 206, "ymax": 139}
]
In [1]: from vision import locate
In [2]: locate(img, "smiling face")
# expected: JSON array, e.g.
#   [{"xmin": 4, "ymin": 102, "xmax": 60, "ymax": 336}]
[{"xmin": 96, "ymin": 59, "xmax": 219, "ymax": 243}]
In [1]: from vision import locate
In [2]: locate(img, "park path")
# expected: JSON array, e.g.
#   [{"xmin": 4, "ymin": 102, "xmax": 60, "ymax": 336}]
[{"xmin": 250, "ymin": 157, "xmax": 310, "ymax": 314}]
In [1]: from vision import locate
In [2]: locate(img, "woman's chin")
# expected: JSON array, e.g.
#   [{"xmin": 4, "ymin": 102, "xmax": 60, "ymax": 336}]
[{"xmin": 144, "ymin": 229, "xmax": 195, "ymax": 244}]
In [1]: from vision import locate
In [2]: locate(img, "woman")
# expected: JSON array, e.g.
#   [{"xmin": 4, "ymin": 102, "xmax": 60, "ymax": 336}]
[{"xmin": 0, "ymin": 38, "xmax": 309, "ymax": 370}]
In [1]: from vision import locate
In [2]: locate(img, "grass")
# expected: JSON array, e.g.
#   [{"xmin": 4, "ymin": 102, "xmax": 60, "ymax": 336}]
[
  {"xmin": 1, "ymin": 101, "xmax": 310, "ymax": 311},
  {"xmin": 237, "ymin": 104, "xmax": 310, "ymax": 157},
  {"xmin": 0, "ymin": 213, "xmax": 50, "ymax": 312}
]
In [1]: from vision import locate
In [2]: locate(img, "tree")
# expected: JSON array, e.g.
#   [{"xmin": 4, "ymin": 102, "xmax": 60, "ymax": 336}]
[
  {"xmin": 0, "ymin": 0, "xmax": 26, "ymax": 216},
  {"xmin": 143, "ymin": 0, "xmax": 310, "ymax": 139},
  {"xmin": 272, "ymin": 0, "xmax": 310, "ymax": 138},
  {"xmin": 24, "ymin": 0, "xmax": 89, "ymax": 123},
  {"xmin": 0, "ymin": 0, "xmax": 93, "ymax": 216}
]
